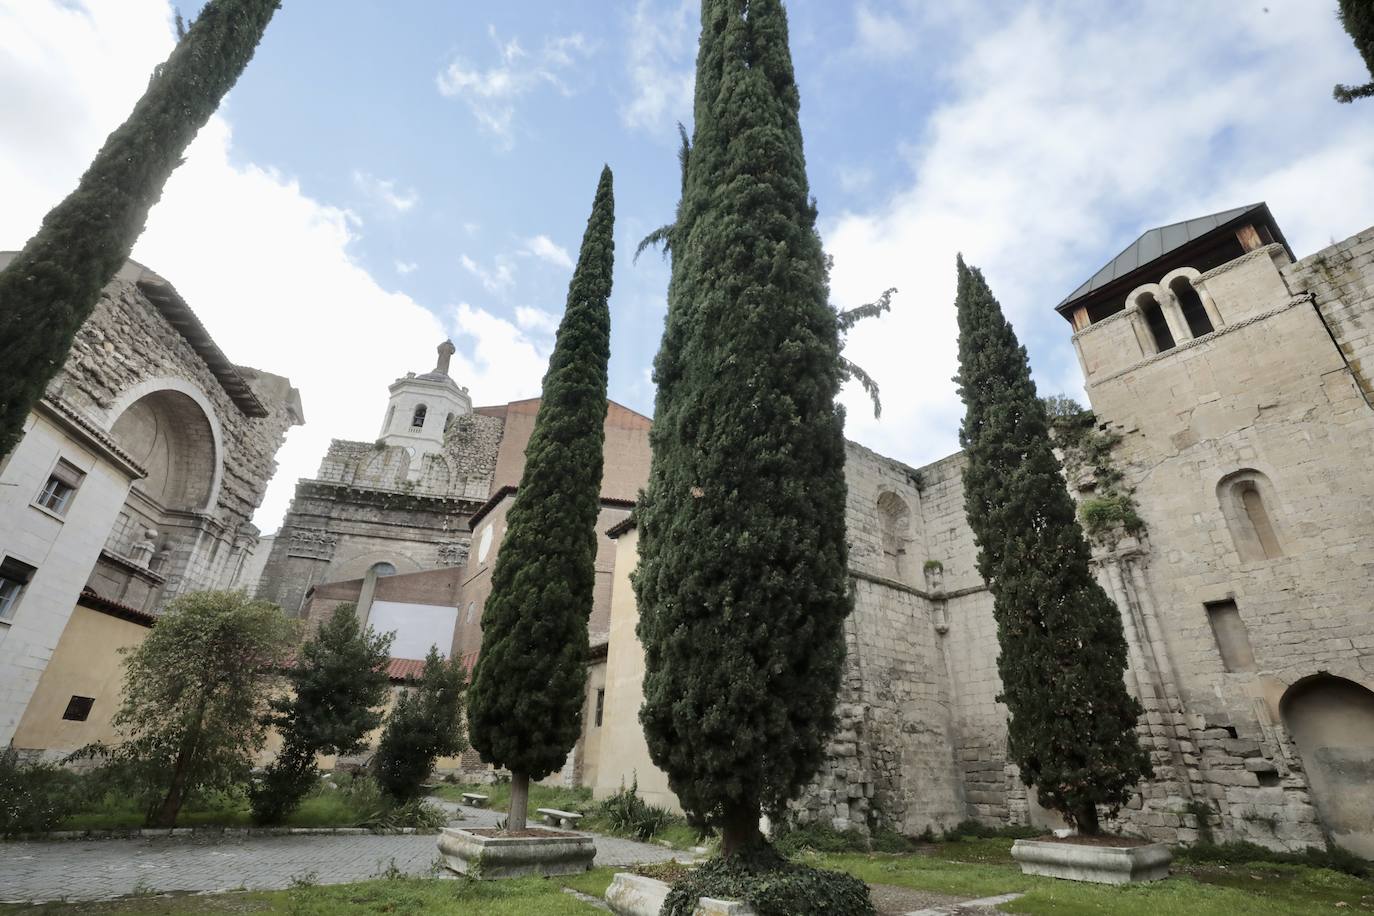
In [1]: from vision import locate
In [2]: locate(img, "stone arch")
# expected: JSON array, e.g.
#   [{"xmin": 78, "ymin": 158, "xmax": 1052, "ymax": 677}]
[
  {"xmin": 411, "ymin": 403, "xmax": 428, "ymax": 429},
  {"xmin": 1217, "ymin": 469, "xmax": 1284, "ymax": 562},
  {"xmin": 107, "ymin": 380, "xmax": 222, "ymax": 512},
  {"xmin": 333, "ymin": 549, "xmax": 422, "ymax": 583},
  {"xmin": 1280, "ymin": 675, "xmax": 1374, "ymax": 858},
  {"xmin": 877, "ymin": 490, "xmax": 912, "ymax": 583},
  {"xmin": 1131, "ymin": 286, "xmax": 1176, "ymax": 354},
  {"xmin": 1160, "ymin": 267, "xmax": 1220, "ymax": 338}
]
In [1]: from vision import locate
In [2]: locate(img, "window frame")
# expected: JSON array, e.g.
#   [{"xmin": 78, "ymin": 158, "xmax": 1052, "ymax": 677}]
[
  {"xmin": 32, "ymin": 457, "xmax": 85, "ymax": 518},
  {"xmin": 0, "ymin": 556, "xmax": 38, "ymax": 622},
  {"xmin": 62, "ymin": 695, "xmax": 96, "ymax": 722}
]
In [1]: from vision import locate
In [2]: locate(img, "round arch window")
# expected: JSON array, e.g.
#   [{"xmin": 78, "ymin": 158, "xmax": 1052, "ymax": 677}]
[{"xmin": 370, "ymin": 561, "xmax": 397, "ymax": 578}]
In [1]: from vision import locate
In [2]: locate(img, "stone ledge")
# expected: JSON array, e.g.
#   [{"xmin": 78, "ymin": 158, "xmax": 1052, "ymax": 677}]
[
  {"xmin": 1011, "ymin": 838, "xmax": 1171, "ymax": 884},
  {"xmin": 605, "ymin": 873, "xmax": 756, "ymax": 916}
]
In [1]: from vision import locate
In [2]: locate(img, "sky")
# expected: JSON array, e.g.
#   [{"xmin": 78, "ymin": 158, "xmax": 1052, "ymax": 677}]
[{"xmin": 2, "ymin": 0, "xmax": 1373, "ymax": 532}]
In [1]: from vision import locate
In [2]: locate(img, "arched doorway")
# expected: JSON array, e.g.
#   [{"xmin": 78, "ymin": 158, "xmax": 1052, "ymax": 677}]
[{"xmin": 1281, "ymin": 675, "xmax": 1374, "ymax": 858}]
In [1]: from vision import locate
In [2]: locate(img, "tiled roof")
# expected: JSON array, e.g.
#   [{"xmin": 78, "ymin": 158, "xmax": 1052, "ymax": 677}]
[
  {"xmin": 78, "ymin": 587, "xmax": 157, "ymax": 627},
  {"xmin": 387, "ymin": 657, "xmax": 428, "ymax": 682},
  {"xmin": 1058, "ymin": 203, "xmax": 1266, "ymax": 310}
]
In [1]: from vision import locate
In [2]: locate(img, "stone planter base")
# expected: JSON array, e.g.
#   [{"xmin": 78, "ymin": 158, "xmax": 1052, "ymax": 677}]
[
  {"xmin": 606, "ymin": 873, "xmax": 755, "ymax": 916},
  {"xmin": 1011, "ymin": 838, "xmax": 1171, "ymax": 884},
  {"xmin": 437, "ymin": 827, "xmax": 595, "ymax": 879}
]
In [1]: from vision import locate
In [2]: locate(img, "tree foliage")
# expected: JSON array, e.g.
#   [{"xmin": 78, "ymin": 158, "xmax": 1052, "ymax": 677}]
[
  {"xmin": 953, "ymin": 257, "xmax": 1149, "ymax": 832},
  {"xmin": 634, "ymin": 0, "xmax": 852, "ymax": 855},
  {"xmin": 1335, "ymin": 0, "xmax": 1374, "ymax": 102},
  {"xmin": 98, "ymin": 591, "xmax": 296, "ymax": 827},
  {"xmin": 466, "ymin": 167, "xmax": 615, "ymax": 828},
  {"xmin": 250, "ymin": 604, "xmax": 393, "ymax": 824},
  {"xmin": 374, "ymin": 647, "xmax": 467, "ymax": 802},
  {"xmin": 0, "ymin": 0, "xmax": 281, "ymax": 461}
]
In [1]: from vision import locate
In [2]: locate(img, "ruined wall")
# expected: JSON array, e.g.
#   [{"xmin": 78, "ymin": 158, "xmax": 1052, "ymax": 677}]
[{"xmin": 793, "ymin": 443, "xmax": 966, "ymax": 837}]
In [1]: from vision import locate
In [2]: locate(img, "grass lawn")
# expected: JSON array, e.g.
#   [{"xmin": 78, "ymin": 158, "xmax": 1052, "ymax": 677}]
[
  {"xmin": 58, "ymin": 793, "xmax": 371, "ymax": 832},
  {"xmin": 814, "ymin": 837, "xmax": 1374, "ymax": 915},
  {"xmin": 434, "ymin": 781, "xmax": 705, "ymax": 851},
  {"xmin": 0, "ymin": 872, "xmax": 621, "ymax": 915}
]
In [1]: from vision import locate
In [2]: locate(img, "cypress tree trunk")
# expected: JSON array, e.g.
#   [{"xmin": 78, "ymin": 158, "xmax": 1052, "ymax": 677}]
[
  {"xmin": 634, "ymin": 0, "xmax": 851, "ymax": 856},
  {"xmin": 465, "ymin": 168, "xmax": 615, "ymax": 834},
  {"xmin": 953, "ymin": 257, "xmax": 1150, "ymax": 835},
  {"xmin": 0, "ymin": 0, "xmax": 281, "ymax": 460},
  {"xmin": 508, "ymin": 772, "xmax": 530, "ymax": 833},
  {"xmin": 1336, "ymin": 0, "xmax": 1374, "ymax": 102}
]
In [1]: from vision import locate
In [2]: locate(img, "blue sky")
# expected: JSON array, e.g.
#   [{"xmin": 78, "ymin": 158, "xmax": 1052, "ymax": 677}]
[{"xmin": 4, "ymin": 1, "xmax": 1374, "ymax": 529}]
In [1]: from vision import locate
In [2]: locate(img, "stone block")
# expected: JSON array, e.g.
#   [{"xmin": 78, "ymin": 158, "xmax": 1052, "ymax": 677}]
[
  {"xmin": 1011, "ymin": 839, "xmax": 1172, "ymax": 885},
  {"xmin": 437, "ymin": 827, "xmax": 595, "ymax": 879},
  {"xmin": 1243, "ymin": 758, "xmax": 1277, "ymax": 775}
]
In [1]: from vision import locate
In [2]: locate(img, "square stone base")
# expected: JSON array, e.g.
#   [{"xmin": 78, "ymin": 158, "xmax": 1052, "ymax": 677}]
[
  {"xmin": 1011, "ymin": 838, "xmax": 1172, "ymax": 884},
  {"xmin": 437, "ymin": 827, "xmax": 595, "ymax": 879}
]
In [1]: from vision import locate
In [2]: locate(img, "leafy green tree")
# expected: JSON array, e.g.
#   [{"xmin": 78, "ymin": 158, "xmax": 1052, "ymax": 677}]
[
  {"xmin": 100, "ymin": 591, "xmax": 296, "ymax": 827},
  {"xmin": 1336, "ymin": 0, "xmax": 1374, "ymax": 102},
  {"xmin": 0, "ymin": 0, "xmax": 281, "ymax": 461},
  {"xmin": 374, "ymin": 647, "xmax": 467, "ymax": 803},
  {"xmin": 953, "ymin": 257, "xmax": 1150, "ymax": 833},
  {"xmin": 466, "ymin": 167, "xmax": 615, "ymax": 831},
  {"xmin": 634, "ymin": 0, "xmax": 852, "ymax": 857},
  {"xmin": 250, "ymin": 604, "xmax": 393, "ymax": 824}
]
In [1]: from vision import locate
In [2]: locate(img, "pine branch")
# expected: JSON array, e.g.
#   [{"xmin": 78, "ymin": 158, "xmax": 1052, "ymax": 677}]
[{"xmin": 841, "ymin": 357, "xmax": 883, "ymax": 419}]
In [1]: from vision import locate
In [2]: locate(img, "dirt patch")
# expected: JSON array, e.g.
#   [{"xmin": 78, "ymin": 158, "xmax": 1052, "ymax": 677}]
[
  {"xmin": 464, "ymin": 828, "xmax": 583, "ymax": 839},
  {"xmin": 867, "ymin": 883, "xmax": 970, "ymax": 915},
  {"xmin": 1032, "ymin": 834, "xmax": 1152, "ymax": 847}
]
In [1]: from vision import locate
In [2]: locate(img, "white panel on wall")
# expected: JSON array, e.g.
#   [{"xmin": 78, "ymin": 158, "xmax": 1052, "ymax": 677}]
[{"xmin": 369, "ymin": 601, "xmax": 458, "ymax": 660}]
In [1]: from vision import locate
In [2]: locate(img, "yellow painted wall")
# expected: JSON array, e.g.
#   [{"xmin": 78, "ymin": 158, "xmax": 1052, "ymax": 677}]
[
  {"xmin": 590, "ymin": 528, "xmax": 681, "ymax": 812},
  {"xmin": 12, "ymin": 604, "xmax": 149, "ymax": 756}
]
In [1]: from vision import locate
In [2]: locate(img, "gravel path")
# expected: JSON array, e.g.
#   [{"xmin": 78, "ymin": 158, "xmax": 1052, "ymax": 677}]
[{"xmin": 0, "ymin": 802, "xmax": 693, "ymax": 904}]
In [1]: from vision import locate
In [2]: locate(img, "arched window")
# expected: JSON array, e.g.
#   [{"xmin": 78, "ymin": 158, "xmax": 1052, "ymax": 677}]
[
  {"xmin": 411, "ymin": 404, "xmax": 427, "ymax": 429},
  {"xmin": 383, "ymin": 405, "xmax": 396, "ymax": 435},
  {"xmin": 445, "ymin": 412, "xmax": 456, "ymax": 433},
  {"xmin": 1217, "ymin": 470, "xmax": 1283, "ymax": 562},
  {"xmin": 877, "ymin": 491, "xmax": 912, "ymax": 582},
  {"xmin": 1171, "ymin": 277, "xmax": 1214, "ymax": 338},
  {"xmin": 369, "ymin": 561, "xmax": 397, "ymax": 578},
  {"xmin": 1281, "ymin": 676, "xmax": 1374, "ymax": 856},
  {"xmin": 1138, "ymin": 293, "xmax": 1175, "ymax": 353}
]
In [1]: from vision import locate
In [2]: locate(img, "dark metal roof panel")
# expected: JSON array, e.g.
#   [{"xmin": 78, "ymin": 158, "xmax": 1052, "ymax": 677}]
[{"xmin": 1058, "ymin": 203, "xmax": 1265, "ymax": 309}]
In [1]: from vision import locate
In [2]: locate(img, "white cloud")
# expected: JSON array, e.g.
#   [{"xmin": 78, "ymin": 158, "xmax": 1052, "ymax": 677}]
[
  {"xmin": 853, "ymin": 4, "xmax": 917, "ymax": 59},
  {"xmin": 827, "ymin": 1, "xmax": 1374, "ymax": 472},
  {"xmin": 514, "ymin": 306, "xmax": 560, "ymax": 334},
  {"xmin": 1, "ymin": 0, "xmax": 557, "ymax": 530},
  {"xmin": 351, "ymin": 170, "xmax": 418, "ymax": 213},
  {"xmin": 460, "ymin": 253, "xmax": 516, "ymax": 295},
  {"xmin": 621, "ymin": 0, "xmax": 695, "ymax": 135},
  {"xmin": 436, "ymin": 26, "xmax": 593, "ymax": 146},
  {"xmin": 523, "ymin": 234, "xmax": 574, "ymax": 269},
  {"xmin": 395, "ymin": 260, "xmax": 419, "ymax": 275}
]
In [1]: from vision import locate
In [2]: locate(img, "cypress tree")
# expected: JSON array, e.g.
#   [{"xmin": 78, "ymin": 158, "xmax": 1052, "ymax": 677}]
[
  {"xmin": 1335, "ymin": 0, "xmax": 1374, "ymax": 102},
  {"xmin": 0, "ymin": 0, "xmax": 281, "ymax": 461},
  {"xmin": 465, "ymin": 167, "xmax": 615, "ymax": 832},
  {"xmin": 251, "ymin": 604, "xmax": 393, "ymax": 824},
  {"xmin": 954, "ymin": 257, "xmax": 1150, "ymax": 834},
  {"xmin": 634, "ymin": 0, "xmax": 851, "ymax": 857}
]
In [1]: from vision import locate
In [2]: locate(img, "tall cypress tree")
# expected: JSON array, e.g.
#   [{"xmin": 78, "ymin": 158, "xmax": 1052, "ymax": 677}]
[
  {"xmin": 0, "ymin": 0, "xmax": 281, "ymax": 461},
  {"xmin": 954, "ymin": 257, "xmax": 1150, "ymax": 834},
  {"xmin": 1335, "ymin": 0, "xmax": 1374, "ymax": 102},
  {"xmin": 634, "ymin": 0, "xmax": 851, "ymax": 856},
  {"xmin": 466, "ymin": 167, "xmax": 615, "ymax": 832}
]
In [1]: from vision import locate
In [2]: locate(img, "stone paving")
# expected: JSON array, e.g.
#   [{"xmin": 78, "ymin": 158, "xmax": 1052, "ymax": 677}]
[{"xmin": 0, "ymin": 803, "xmax": 692, "ymax": 904}]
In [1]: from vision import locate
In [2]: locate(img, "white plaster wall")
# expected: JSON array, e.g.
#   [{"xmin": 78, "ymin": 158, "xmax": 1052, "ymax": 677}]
[
  {"xmin": 368, "ymin": 600, "xmax": 457, "ymax": 660},
  {"xmin": 0, "ymin": 413, "xmax": 136, "ymax": 745}
]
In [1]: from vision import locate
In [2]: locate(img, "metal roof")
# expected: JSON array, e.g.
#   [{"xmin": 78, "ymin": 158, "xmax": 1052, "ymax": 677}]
[{"xmin": 1057, "ymin": 203, "xmax": 1267, "ymax": 310}]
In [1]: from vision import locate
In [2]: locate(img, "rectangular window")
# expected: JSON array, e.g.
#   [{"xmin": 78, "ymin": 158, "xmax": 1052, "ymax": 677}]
[
  {"xmin": 62, "ymin": 696, "xmax": 95, "ymax": 722},
  {"xmin": 1206, "ymin": 600, "xmax": 1257, "ymax": 673},
  {"xmin": 594, "ymin": 688, "xmax": 605, "ymax": 728},
  {"xmin": 34, "ymin": 459, "xmax": 85, "ymax": 517},
  {"xmin": 0, "ymin": 557, "xmax": 37, "ymax": 621}
]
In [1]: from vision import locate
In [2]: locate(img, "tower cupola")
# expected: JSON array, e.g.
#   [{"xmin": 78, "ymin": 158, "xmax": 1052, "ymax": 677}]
[{"xmin": 378, "ymin": 340, "xmax": 472, "ymax": 471}]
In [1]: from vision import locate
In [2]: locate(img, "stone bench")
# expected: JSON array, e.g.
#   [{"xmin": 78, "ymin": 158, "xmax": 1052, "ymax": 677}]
[
  {"xmin": 461, "ymin": 792, "xmax": 489, "ymax": 808},
  {"xmin": 537, "ymin": 807, "xmax": 584, "ymax": 829}
]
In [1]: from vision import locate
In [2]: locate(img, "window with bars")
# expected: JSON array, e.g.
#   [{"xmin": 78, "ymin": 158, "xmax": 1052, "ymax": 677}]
[
  {"xmin": 34, "ymin": 459, "xmax": 85, "ymax": 517},
  {"xmin": 0, "ymin": 557, "xmax": 37, "ymax": 621}
]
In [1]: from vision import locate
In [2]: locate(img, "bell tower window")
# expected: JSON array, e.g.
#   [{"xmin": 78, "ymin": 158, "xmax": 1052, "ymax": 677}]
[
  {"xmin": 1139, "ymin": 293, "xmax": 1175, "ymax": 353},
  {"xmin": 411, "ymin": 405, "xmax": 428, "ymax": 429},
  {"xmin": 1171, "ymin": 277, "xmax": 1215, "ymax": 338}
]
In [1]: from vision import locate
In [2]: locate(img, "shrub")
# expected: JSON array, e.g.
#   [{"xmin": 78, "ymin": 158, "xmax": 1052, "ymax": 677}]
[
  {"xmin": 772, "ymin": 822, "xmax": 870, "ymax": 856},
  {"xmin": 663, "ymin": 846, "xmax": 875, "ymax": 916},
  {"xmin": 940, "ymin": 818, "xmax": 1040, "ymax": 841},
  {"xmin": 374, "ymin": 647, "xmax": 466, "ymax": 802},
  {"xmin": 0, "ymin": 751, "xmax": 82, "ymax": 835},
  {"xmin": 1176, "ymin": 840, "xmax": 1370, "ymax": 879},
  {"xmin": 597, "ymin": 777, "xmax": 679, "ymax": 840}
]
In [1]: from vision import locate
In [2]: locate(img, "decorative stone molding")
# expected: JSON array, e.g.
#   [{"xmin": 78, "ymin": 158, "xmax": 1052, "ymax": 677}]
[{"xmin": 286, "ymin": 527, "xmax": 338, "ymax": 560}]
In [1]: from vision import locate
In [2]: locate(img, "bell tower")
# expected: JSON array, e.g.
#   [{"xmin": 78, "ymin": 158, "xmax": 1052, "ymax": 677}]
[{"xmin": 379, "ymin": 340, "xmax": 472, "ymax": 470}]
